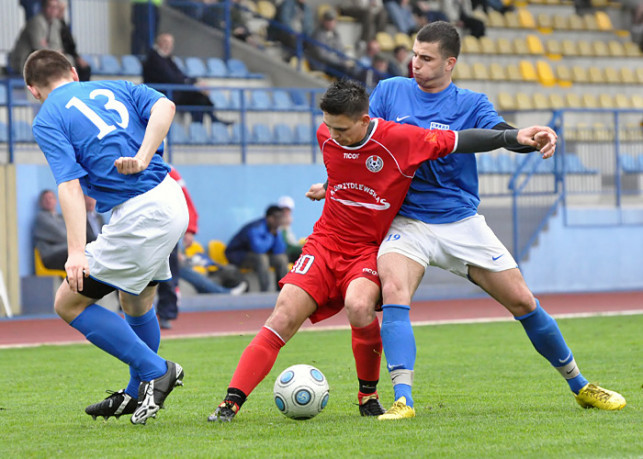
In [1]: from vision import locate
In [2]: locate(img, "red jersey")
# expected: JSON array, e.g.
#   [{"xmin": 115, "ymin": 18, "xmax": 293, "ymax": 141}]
[
  {"xmin": 308, "ymin": 118, "xmax": 456, "ymax": 252},
  {"xmin": 169, "ymin": 166, "xmax": 198, "ymax": 235}
]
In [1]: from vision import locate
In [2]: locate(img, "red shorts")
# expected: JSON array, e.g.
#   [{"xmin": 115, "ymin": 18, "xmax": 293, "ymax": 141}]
[{"xmin": 279, "ymin": 238, "xmax": 381, "ymax": 323}]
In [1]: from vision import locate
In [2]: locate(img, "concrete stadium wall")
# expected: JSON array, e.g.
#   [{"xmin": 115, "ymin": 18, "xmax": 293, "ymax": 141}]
[{"xmin": 14, "ymin": 164, "xmax": 643, "ymax": 294}]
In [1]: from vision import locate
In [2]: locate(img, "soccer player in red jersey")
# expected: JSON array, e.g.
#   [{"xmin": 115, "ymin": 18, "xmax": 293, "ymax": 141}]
[{"xmin": 208, "ymin": 79, "xmax": 556, "ymax": 422}]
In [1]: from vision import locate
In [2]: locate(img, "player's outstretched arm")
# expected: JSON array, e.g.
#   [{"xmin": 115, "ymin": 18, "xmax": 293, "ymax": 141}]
[
  {"xmin": 454, "ymin": 127, "xmax": 556, "ymax": 158},
  {"xmin": 516, "ymin": 125, "xmax": 557, "ymax": 159},
  {"xmin": 115, "ymin": 98, "xmax": 176, "ymax": 175}
]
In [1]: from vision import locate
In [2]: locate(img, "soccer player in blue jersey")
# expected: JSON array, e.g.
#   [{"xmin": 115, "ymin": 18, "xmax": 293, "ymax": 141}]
[
  {"xmin": 24, "ymin": 49, "xmax": 189, "ymax": 425},
  {"xmin": 369, "ymin": 22, "xmax": 626, "ymax": 418}
]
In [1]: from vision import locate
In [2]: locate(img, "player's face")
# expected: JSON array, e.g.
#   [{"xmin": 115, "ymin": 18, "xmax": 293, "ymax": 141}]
[
  {"xmin": 411, "ymin": 41, "xmax": 455, "ymax": 93},
  {"xmin": 322, "ymin": 112, "xmax": 369, "ymax": 146}
]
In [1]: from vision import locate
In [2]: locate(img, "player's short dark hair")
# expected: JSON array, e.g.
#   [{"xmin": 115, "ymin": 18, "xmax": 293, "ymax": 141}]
[
  {"xmin": 415, "ymin": 21, "xmax": 461, "ymax": 60},
  {"xmin": 265, "ymin": 205, "xmax": 283, "ymax": 218},
  {"xmin": 24, "ymin": 49, "xmax": 72, "ymax": 87},
  {"xmin": 319, "ymin": 79, "xmax": 369, "ymax": 120}
]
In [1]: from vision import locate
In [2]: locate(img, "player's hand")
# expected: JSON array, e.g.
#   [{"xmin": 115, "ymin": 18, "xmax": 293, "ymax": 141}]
[
  {"xmin": 65, "ymin": 251, "xmax": 89, "ymax": 294},
  {"xmin": 517, "ymin": 125, "xmax": 557, "ymax": 159},
  {"xmin": 306, "ymin": 183, "xmax": 326, "ymax": 201},
  {"xmin": 115, "ymin": 156, "xmax": 146, "ymax": 175}
]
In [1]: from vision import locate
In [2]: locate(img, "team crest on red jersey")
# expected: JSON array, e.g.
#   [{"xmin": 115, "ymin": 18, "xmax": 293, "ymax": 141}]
[{"xmin": 365, "ymin": 155, "xmax": 383, "ymax": 172}]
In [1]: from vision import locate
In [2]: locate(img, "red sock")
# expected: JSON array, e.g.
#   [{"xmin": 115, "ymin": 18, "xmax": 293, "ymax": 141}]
[
  {"xmin": 229, "ymin": 326, "xmax": 285, "ymax": 397},
  {"xmin": 351, "ymin": 317, "xmax": 382, "ymax": 383}
]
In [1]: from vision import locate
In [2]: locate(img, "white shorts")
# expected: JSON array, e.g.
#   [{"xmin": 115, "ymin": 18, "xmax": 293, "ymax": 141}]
[
  {"xmin": 378, "ymin": 214, "xmax": 517, "ymax": 278},
  {"xmin": 85, "ymin": 175, "xmax": 188, "ymax": 295}
]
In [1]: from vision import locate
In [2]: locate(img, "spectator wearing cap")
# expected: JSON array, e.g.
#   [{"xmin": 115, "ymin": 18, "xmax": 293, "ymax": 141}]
[
  {"xmin": 278, "ymin": 196, "xmax": 304, "ymax": 263},
  {"xmin": 225, "ymin": 205, "xmax": 290, "ymax": 292}
]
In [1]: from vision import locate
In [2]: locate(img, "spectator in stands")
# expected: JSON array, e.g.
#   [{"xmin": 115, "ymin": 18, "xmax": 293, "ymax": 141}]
[
  {"xmin": 411, "ymin": 0, "xmax": 450, "ymax": 24},
  {"xmin": 19, "ymin": 0, "xmax": 42, "ymax": 21},
  {"xmin": 383, "ymin": 0, "xmax": 420, "ymax": 35},
  {"xmin": 439, "ymin": 0, "xmax": 485, "ymax": 38},
  {"xmin": 84, "ymin": 195, "xmax": 104, "ymax": 243},
  {"xmin": 620, "ymin": 0, "xmax": 643, "ymax": 51},
  {"xmin": 179, "ymin": 243, "xmax": 249, "ymax": 295},
  {"xmin": 142, "ymin": 33, "xmax": 229, "ymax": 124},
  {"xmin": 10, "ymin": 0, "xmax": 66, "ymax": 75},
  {"xmin": 338, "ymin": 0, "xmax": 388, "ymax": 45},
  {"xmin": 364, "ymin": 53, "xmax": 395, "ymax": 87},
  {"xmin": 277, "ymin": 195, "xmax": 303, "ymax": 263},
  {"xmin": 392, "ymin": 44, "xmax": 411, "ymax": 77},
  {"xmin": 58, "ymin": 1, "xmax": 91, "ymax": 81},
  {"xmin": 267, "ymin": 0, "xmax": 315, "ymax": 61},
  {"xmin": 33, "ymin": 189, "xmax": 67, "ymax": 271},
  {"xmin": 470, "ymin": 0, "xmax": 514, "ymax": 14},
  {"xmin": 225, "ymin": 205, "xmax": 289, "ymax": 292},
  {"xmin": 131, "ymin": 0, "xmax": 161, "ymax": 55},
  {"xmin": 308, "ymin": 9, "xmax": 357, "ymax": 79}
]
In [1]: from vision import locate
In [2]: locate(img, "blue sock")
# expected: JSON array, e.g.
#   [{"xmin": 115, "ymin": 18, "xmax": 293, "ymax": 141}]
[
  {"xmin": 516, "ymin": 300, "xmax": 588, "ymax": 393},
  {"xmin": 381, "ymin": 304, "xmax": 416, "ymax": 407},
  {"xmin": 124, "ymin": 308, "xmax": 161, "ymax": 398},
  {"xmin": 70, "ymin": 304, "xmax": 167, "ymax": 383}
]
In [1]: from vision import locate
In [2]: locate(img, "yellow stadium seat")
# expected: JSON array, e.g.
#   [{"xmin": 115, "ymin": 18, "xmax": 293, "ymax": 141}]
[
  {"xmin": 479, "ymin": 36, "xmax": 496, "ymax": 54},
  {"xmin": 472, "ymin": 62, "xmax": 489, "ymax": 80},
  {"xmin": 513, "ymin": 37, "xmax": 529, "ymax": 55},
  {"xmin": 561, "ymin": 40, "xmax": 578, "ymax": 56},
  {"xmin": 526, "ymin": 34, "xmax": 544, "ymax": 54},
  {"xmin": 376, "ymin": 31, "xmax": 395, "ymax": 52},
  {"xmin": 497, "ymin": 92, "xmax": 516, "ymax": 111},
  {"xmin": 552, "ymin": 14, "xmax": 567, "ymax": 30},
  {"xmin": 565, "ymin": 93, "xmax": 582, "ymax": 108},
  {"xmin": 537, "ymin": 13, "xmax": 553, "ymax": 30},
  {"xmin": 582, "ymin": 93, "xmax": 598, "ymax": 108},
  {"xmin": 506, "ymin": 63, "xmax": 523, "ymax": 81},
  {"xmin": 595, "ymin": 11, "xmax": 613, "ymax": 31},
  {"xmin": 588, "ymin": 67, "xmax": 605, "ymax": 84},
  {"xmin": 518, "ymin": 9, "xmax": 536, "ymax": 28},
  {"xmin": 604, "ymin": 67, "xmax": 621, "ymax": 84},
  {"xmin": 584, "ymin": 14, "xmax": 598, "ymax": 31},
  {"xmin": 184, "ymin": 240, "xmax": 210, "ymax": 275},
  {"xmin": 592, "ymin": 41, "xmax": 609, "ymax": 57},
  {"xmin": 452, "ymin": 61, "xmax": 473, "ymax": 80},
  {"xmin": 598, "ymin": 94, "xmax": 614, "ymax": 108},
  {"xmin": 568, "ymin": 14, "xmax": 585, "ymax": 30},
  {"xmin": 487, "ymin": 10, "xmax": 506, "ymax": 27},
  {"xmin": 208, "ymin": 240, "xmax": 229, "ymax": 266},
  {"xmin": 607, "ymin": 40, "xmax": 625, "ymax": 57},
  {"xmin": 505, "ymin": 11, "xmax": 520, "ymax": 28},
  {"xmin": 571, "ymin": 65, "xmax": 589, "ymax": 83},
  {"xmin": 516, "ymin": 92, "xmax": 534, "ymax": 110},
  {"xmin": 631, "ymin": 94, "xmax": 643, "ymax": 109},
  {"xmin": 619, "ymin": 67, "xmax": 636, "ymax": 84},
  {"xmin": 461, "ymin": 35, "xmax": 480, "ymax": 54},
  {"xmin": 256, "ymin": 0, "xmax": 276, "ymax": 19},
  {"xmin": 488, "ymin": 62, "xmax": 506, "ymax": 80},
  {"xmin": 577, "ymin": 40, "xmax": 593, "ymax": 57},
  {"xmin": 546, "ymin": 39, "xmax": 562, "ymax": 57},
  {"xmin": 548, "ymin": 93, "xmax": 566, "ymax": 109},
  {"xmin": 624, "ymin": 42, "xmax": 641, "ymax": 57},
  {"xmin": 34, "ymin": 248, "xmax": 67, "ymax": 279},
  {"xmin": 532, "ymin": 93, "xmax": 550, "ymax": 110},
  {"xmin": 555, "ymin": 64, "xmax": 572, "ymax": 85},
  {"xmin": 637, "ymin": 68, "xmax": 643, "ymax": 84},
  {"xmin": 536, "ymin": 60, "xmax": 556, "ymax": 86},
  {"xmin": 394, "ymin": 33, "xmax": 413, "ymax": 49},
  {"xmin": 519, "ymin": 60, "xmax": 538, "ymax": 82},
  {"xmin": 496, "ymin": 37, "xmax": 513, "ymax": 54},
  {"xmin": 613, "ymin": 94, "xmax": 631, "ymax": 109}
]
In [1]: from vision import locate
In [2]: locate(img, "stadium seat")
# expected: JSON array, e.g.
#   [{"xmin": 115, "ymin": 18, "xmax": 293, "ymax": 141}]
[
  {"xmin": 376, "ymin": 32, "xmax": 395, "ymax": 52},
  {"xmin": 607, "ymin": 40, "xmax": 625, "ymax": 57},
  {"xmin": 294, "ymin": 123, "xmax": 313, "ymax": 144},
  {"xmin": 228, "ymin": 90, "xmax": 243, "ymax": 110},
  {"xmin": 120, "ymin": 54, "xmax": 142, "ymax": 76},
  {"xmin": 526, "ymin": 35, "xmax": 544, "ymax": 54},
  {"xmin": 211, "ymin": 122, "xmax": 231, "ymax": 144},
  {"xmin": 488, "ymin": 63, "xmax": 506, "ymax": 81},
  {"xmin": 290, "ymin": 90, "xmax": 309, "ymax": 109},
  {"xmin": 505, "ymin": 64, "xmax": 522, "ymax": 82},
  {"xmin": 209, "ymin": 89, "xmax": 229, "ymax": 110},
  {"xmin": 256, "ymin": 0, "xmax": 276, "ymax": 19},
  {"xmin": 577, "ymin": 40, "xmax": 593, "ymax": 57},
  {"xmin": 624, "ymin": 42, "xmax": 642, "ymax": 57},
  {"xmin": 206, "ymin": 57, "xmax": 228, "ymax": 78},
  {"xmin": 0, "ymin": 122, "xmax": 7, "ymax": 142},
  {"xmin": 497, "ymin": 92, "xmax": 516, "ymax": 111},
  {"xmin": 231, "ymin": 123, "xmax": 251, "ymax": 143},
  {"xmin": 536, "ymin": 60, "xmax": 555, "ymax": 86},
  {"xmin": 604, "ymin": 67, "xmax": 621, "ymax": 84},
  {"xmin": 552, "ymin": 14, "xmax": 567, "ymax": 30},
  {"xmin": 548, "ymin": 93, "xmax": 565, "ymax": 110},
  {"xmin": 518, "ymin": 9, "xmax": 536, "ymax": 28},
  {"xmin": 620, "ymin": 154, "xmax": 640, "ymax": 173},
  {"xmin": 0, "ymin": 85, "xmax": 6, "ymax": 105},
  {"xmin": 476, "ymin": 154, "xmax": 496, "ymax": 174},
  {"xmin": 582, "ymin": 93, "xmax": 598, "ymax": 109},
  {"xmin": 565, "ymin": 153, "xmax": 596, "ymax": 174},
  {"xmin": 34, "ymin": 248, "xmax": 66, "ymax": 278},
  {"xmin": 568, "ymin": 13, "xmax": 585, "ymax": 30},
  {"xmin": 592, "ymin": 41, "xmax": 609, "ymax": 57},
  {"xmin": 188, "ymin": 122, "xmax": 210, "ymax": 144},
  {"xmin": 273, "ymin": 124, "xmax": 295, "ymax": 144},
  {"xmin": 519, "ymin": 60, "xmax": 538, "ymax": 82},
  {"xmin": 533, "ymin": 93, "xmax": 549, "ymax": 110},
  {"xmin": 571, "ymin": 65, "xmax": 589, "ymax": 83},
  {"xmin": 561, "ymin": 40, "xmax": 578, "ymax": 56},
  {"xmin": 613, "ymin": 94, "xmax": 631, "ymax": 109},
  {"xmin": 515, "ymin": 92, "xmax": 533, "ymax": 110},
  {"xmin": 462, "ymin": 35, "xmax": 480, "ymax": 54},
  {"xmin": 588, "ymin": 67, "xmax": 605, "ymax": 84},
  {"xmin": 453, "ymin": 61, "xmax": 473, "ymax": 80},
  {"xmin": 598, "ymin": 94, "xmax": 613, "ymax": 108},
  {"xmin": 208, "ymin": 240, "xmax": 229, "ymax": 265},
  {"xmin": 631, "ymin": 94, "xmax": 643, "ymax": 109},
  {"xmin": 227, "ymin": 59, "xmax": 262, "ymax": 78},
  {"xmin": 479, "ymin": 36, "xmax": 496, "ymax": 54},
  {"xmin": 185, "ymin": 57, "xmax": 208, "ymax": 78},
  {"xmin": 272, "ymin": 90, "xmax": 294, "ymax": 110},
  {"xmin": 251, "ymin": 123, "xmax": 273, "ymax": 144},
  {"xmin": 472, "ymin": 62, "xmax": 489, "ymax": 80},
  {"xmin": 545, "ymin": 39, "xmax": 562, "ymax": 56},
  {"xmin": 595, "ymin": 11, "xmax": 612, "ymax": 31},
  {"xmin": 636, "ymin": 67, "xmax": 643, "ymax": 84},
  {"xmin": 536, "ymin": 158, "xmax": 555, "ymax": 174},
  {"xmin": 537, "ymin": 13, "xmax": 553, "ymax": 30},
  {"xmin": 394, "ymin": 33, "xmax": 413, "ymax": 49},
  {"xmin": 565, "ymin": 93, "xmax": 582, "ymax": 108},
  {"xmin": 97, "ymin": 54, "xmax": 121, "ymax": 75},
  {"xmin": 496, "ymin": 154, "xmax": 516, "ymax": 173},
  {"xmin": 12, "ymin": 120, "xmax": 34, "ymax": 142},
  {"xmin": 619, "ymin": 67, "xmax": 636, "ymax": 84},
  {"xmin": 513, "ymin": 37, "xmax": 529, "ymax": 55},
  {"xmin": 584, "ymin": 13, "xmax": 598, "ymax": 31},
  {"xmin": 169, "ymin": 123, "xmax": 189, "ymax": 144},
  {"xmin": 555, "ymin": 64, "xmax": 573, "ymax": 86},
  {"xmin": 505, "ymin": 11, "xmax": 520, "ymax": 28},
  {"xmin": 247, "ymin": 89, "xmax": 272, "ymax": 110},
  {"xmin": 487, "ymin": 10, "xmax": 505, "ymax": 27},
  {"xmin": 496, "ymin": 37, "xmax": 513, "ymax": 54},
  {"xmin": 173, "ymin": 56, "xmax": 186, "ymax": 74}
]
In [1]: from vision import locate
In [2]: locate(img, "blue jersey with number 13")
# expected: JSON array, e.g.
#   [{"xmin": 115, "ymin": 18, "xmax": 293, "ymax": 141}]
[{"xmin": 32, "ymin": 80, "xmax": 170, "ymax": 213}]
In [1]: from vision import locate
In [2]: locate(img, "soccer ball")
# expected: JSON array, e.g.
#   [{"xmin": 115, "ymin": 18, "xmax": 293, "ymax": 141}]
[{"xmin": 273, "ymin": 364, "xmax": 330, "ymax": 420}]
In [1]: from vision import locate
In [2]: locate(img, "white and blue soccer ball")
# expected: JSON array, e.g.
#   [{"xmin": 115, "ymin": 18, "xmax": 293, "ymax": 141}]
[{"xmin": 273, "ymin": 364, "xmax": 330, "ymax": 420}]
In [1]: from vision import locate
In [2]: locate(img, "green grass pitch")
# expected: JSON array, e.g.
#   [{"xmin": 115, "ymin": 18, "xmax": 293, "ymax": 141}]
[{"xmin": 0, "ymin": 314, "xmax": 641, "ymax": 458}]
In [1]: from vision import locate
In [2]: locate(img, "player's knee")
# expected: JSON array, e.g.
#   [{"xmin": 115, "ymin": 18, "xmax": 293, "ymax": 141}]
[
  {"xmin": 380, "ymin": 276, "xmax": 411, "ymax": 304},
  {"xmin": 345, "ymin": 297, "xmax": 376, "ymax": 325}
]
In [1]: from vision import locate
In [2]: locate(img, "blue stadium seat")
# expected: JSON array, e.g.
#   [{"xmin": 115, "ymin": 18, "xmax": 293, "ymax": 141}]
[
  {"xmin": 231, "ymin": 123, "xmax": 251, "ymax": 143},
  {"xmin": 495, "ymin": 154, "xmax": 516, "ymax": 173},
  {"xmin": 206, "ymin": 57, "xmax": 228, "ymax": 78},
  {"xmin": 97, "ymin": 54, "xmax": 121, "ymax": 75},
  {"xmin": 251, "ymin": 124, "xmax": 273, "ymax": 144},
  {"xmin": 12, "ymin": 120, "xmax": 34, "ymax": 142},
  {"xmin": 188, "ymin": 122, "xmax": 210, "ymax": 144},
  {"xmin": 121, "ymin": 54, "xmax": 142, "ymax": 76},
  {"xmin": 620, "ymin": 154, "xmax": 640, "ymax": 173},
  {"xmin": 209, "ymin": 89, "xmax": 229, "ymax": 110},
  {"xmin": 228, "ymin": 90, "xmax": 243, "ymax": 110},
  {"xmin": 0, "ymin": 122, "xmax": 7, "ymax": 142},
  {"xmin": 169, "ymin": 123, "xmax": 189, "ymax": 144},
  {"xmin": 564, "ymin": 153, "xmax": 597, "ymax": 174},
  {"xmin": 247, "ymin": 89, "xmax": 272, "ymax": 110},
  {"xmin": 173, "ymin": 56, "xmax": 186, "ymax": 74},
  {"xmin": 290, "ymin": 90, "xmax": 310, "ymax": 109},
  {"xmin": 294, "ymin": 123, "xmax": 313, "ymax": 144},
  {"xmin": 185, "ymin": 57, "xmax": 207, "ymax": 78},
  {"xmin": 211, "ymin": 122, "xmax": 231, "ymax": 144},
  {"xmin": 273, "ymin": 124, "xmax": 295, "ymax": 144},
  {"xmin": 272, "ymin": 90, "xmax": 294, "ymax": 110},
  {"xmin": 536, "ymin": 158, "xmax": 555, "ymax": 174},
  {"xmin": 476, "ymin": 154, "xmax": 496, "ymax": 174},
  {"xmin": 0, "ymin": 84, "xmax": 7, "ymax": 105},
  {"xmin": 227, "ymin": 59, "xmax": 263, "ymax": 79},
  {"xmin": 638, "ymin": 154, "xmax": 643, "ymax": 171}
]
